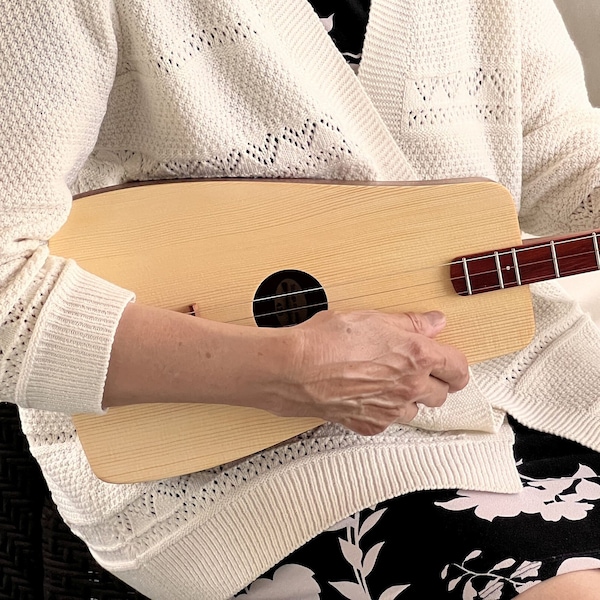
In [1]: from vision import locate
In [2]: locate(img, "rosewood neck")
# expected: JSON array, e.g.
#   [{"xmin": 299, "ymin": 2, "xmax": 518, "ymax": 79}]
[{"xmin": 451, "ymin": 230, "xmax": 600, "ymax": 296}]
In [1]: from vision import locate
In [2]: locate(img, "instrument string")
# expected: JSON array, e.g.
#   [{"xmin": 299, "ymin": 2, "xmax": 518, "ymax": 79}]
[{"xmin": 183, "ymin": 244, "xmax": 600, "ymax": 319}]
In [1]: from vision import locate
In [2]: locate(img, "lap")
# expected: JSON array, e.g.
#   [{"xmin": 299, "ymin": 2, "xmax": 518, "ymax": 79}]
[{"xmin": 234, "ymin": 419, "xmax": 600, "ymax": 599}]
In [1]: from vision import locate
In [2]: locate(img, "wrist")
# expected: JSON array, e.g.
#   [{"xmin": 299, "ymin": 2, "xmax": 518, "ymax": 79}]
[{"xmin": 230, "ymin": 324, "xmax": 305, "ymax": 414}]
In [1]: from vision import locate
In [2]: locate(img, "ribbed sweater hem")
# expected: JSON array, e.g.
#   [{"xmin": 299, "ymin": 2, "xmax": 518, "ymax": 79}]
[{"xmin": 97, "ymin": 426, "xmax": 520, "ymax": 599}]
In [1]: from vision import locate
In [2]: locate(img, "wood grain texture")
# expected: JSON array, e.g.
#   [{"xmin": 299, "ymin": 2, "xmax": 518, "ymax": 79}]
[{"xmin": 50, "ymin": 179, "xmax": 534, "ymax": 483}]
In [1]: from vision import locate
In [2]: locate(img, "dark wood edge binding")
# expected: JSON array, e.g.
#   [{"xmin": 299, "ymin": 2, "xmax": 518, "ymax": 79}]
[{"xmin": 73, "ymin": 177, "xmax": 494, "ymax": 200}]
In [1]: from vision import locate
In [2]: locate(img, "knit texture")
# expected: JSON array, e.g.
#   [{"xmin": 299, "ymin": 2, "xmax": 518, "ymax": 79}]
[{"xmin": 2, "ymin": 0, "xmax": 600, "ymax": 598}]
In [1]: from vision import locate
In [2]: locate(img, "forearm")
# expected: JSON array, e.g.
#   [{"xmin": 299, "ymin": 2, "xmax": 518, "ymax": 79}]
[{"xmin": 102, "ymin": 302, "xmax": 296, "ymax": 411}]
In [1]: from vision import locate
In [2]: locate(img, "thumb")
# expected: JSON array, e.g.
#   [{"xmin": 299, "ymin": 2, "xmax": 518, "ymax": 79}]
[{"xmin": 405, "ymin": 311, "xmax": 447, "ymax": 337}]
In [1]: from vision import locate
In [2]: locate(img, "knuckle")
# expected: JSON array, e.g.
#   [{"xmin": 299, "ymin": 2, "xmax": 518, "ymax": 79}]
[
  {"xmin": 405, "ymin": 339, "xmax": 430, "ymax": 370},
  {"xmin": 405, "ymin": 377, "xmax": 427, "ymax": 401}
]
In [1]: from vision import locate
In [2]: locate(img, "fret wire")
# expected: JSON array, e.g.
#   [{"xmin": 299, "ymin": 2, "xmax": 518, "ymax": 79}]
[
  {"xmin": 494, "ymin": 251, "xmax": 504, "ymax": 289},
  {"xmin": 550, "ymin": 240, "xmax": 561, "ymax": 278},
  {"xmin": 458, "ymin": 249, "xmax": 598, "ymax": 289},
  {"xmin": 462, "ymin": 257, "xmax": 473, "ymax": 295},
  {"xmin": 511, "ymin": 248, "xmax": 522, "ymax": 286},
  {"xmin": 594, "ymin": 232, "xmax": 600, "ymax": 269},
  {"xmin": 454, "ymin": 253, "xmax": 600, "ymax": 285}
]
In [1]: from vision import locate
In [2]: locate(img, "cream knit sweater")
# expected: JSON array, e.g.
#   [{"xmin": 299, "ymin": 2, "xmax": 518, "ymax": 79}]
[{"xmin": 2, "ymin": 0, "xmax": 600, "ymax": 598}]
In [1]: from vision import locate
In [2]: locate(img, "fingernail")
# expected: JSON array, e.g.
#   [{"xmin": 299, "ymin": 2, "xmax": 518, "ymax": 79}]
[{"xmin": 424, "ymin": 311, "xmax": 446, "ymax": 328}]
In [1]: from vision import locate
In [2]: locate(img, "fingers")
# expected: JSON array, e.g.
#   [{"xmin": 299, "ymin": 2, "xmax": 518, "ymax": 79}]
[
  {"xmin": 412, "ymin": 373, "xmax": 451, "ymax": 408},
  {"xmin": 397, "ymin": 311, "xmax": 469, "ymax": 393},
  {"xmin": 340, "ymin": 374, "xmax": 448, "ymax": 434},
  {"xmin": 426, "ymin": 339, "xmax": 470, "ymax": 393}
]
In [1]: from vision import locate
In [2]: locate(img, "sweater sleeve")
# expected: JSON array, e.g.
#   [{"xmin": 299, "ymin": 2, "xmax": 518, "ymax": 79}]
[
  {"xmin": 519, "ymin": 0, "xmax": 600, "ymax": 236},
  {"xmin": 0, "ymin": 2, "xmax": 134, "ymax": 414}
]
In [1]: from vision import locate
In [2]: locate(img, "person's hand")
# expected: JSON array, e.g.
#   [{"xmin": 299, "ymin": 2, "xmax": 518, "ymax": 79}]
[{"xmin": 271, "ymin": 310, "xmax": 469, "ymax": 435}]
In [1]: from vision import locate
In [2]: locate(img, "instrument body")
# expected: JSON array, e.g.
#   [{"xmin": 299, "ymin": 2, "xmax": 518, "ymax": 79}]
[{"xmin": 50, "ymin": 179, "xmax": 535, "ymax": 483}]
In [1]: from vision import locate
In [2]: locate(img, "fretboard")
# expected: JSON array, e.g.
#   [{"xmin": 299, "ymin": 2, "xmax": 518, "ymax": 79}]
[{"xmin": 451, "ymin": 230, "xmax": 600, "ymax": 296}]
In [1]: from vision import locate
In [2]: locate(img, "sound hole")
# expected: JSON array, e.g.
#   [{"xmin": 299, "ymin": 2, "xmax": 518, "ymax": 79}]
[{"xmin": 253, "ymin": 270, "xmax": 328, "ymax": 327}]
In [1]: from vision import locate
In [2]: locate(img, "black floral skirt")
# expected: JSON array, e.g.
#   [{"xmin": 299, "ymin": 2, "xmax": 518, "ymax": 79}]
[{"xmin": 234, "ymin": 418, "xmax": 600, "ymax": 599}]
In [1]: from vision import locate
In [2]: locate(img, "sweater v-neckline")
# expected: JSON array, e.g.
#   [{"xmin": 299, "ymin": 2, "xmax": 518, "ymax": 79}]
[{"xmin": 261, "ymin": 0, "xmax": 417, "ymax": 180}]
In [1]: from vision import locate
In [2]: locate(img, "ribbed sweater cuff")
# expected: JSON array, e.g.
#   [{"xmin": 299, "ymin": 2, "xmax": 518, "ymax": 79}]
[{"xmin": 16, "ymin": 260, "xmax": 135, "ymax": 414}]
